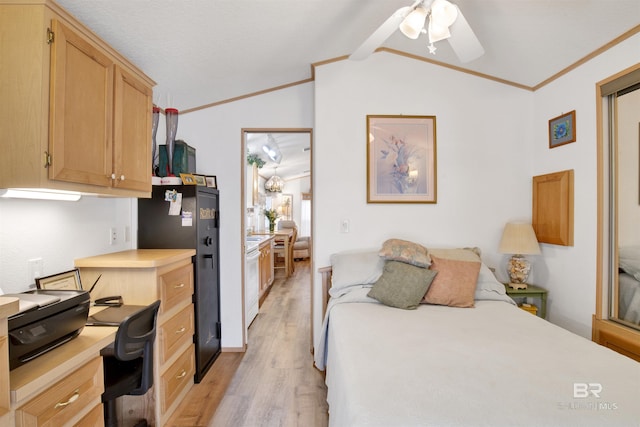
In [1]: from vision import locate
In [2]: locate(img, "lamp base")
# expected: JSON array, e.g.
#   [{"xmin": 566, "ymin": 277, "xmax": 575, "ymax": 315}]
[{"xmin": 507, "ymin": 282, "xmax": 528, "ymax": 290}]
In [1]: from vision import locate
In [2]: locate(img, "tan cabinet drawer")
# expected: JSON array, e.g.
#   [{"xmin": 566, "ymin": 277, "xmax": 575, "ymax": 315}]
[
  {"xmin": 72, "ymin": 404, "xmax": 104, "ymax": 427},
  {"xmin": 160, "ymin": 345, "xmax": 195, "ymax": 415},
  {"xmin": 16, "ymin": 357, "xmax": 103, "ymax": 427},
  {"xmin": 159, "ymin": 263, "xmax": 193, "ymax": 314},
  {"xmin": 159, "ymin": 304, "xmax": 194, "ymax": 365}
]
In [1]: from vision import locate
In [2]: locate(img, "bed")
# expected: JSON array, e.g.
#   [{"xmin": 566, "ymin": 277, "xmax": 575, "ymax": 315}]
[{"xmin": 315, "ymin": 241, "xmax": 640, "ymax": 427}]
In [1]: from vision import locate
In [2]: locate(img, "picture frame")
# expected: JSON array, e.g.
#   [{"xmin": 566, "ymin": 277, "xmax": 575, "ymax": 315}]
[
  {"xmin": 193, "ymin": 174, "xmax": 206, "ymax": 186},
  {"xmin": 280, "ymin": 193, "xmax": 293, "ymax": 220},
  {"xmin": 206, "ymin": 175, "xmax": 218, "ymax": 189},
  {"xmin": 367, "ymin": 115, "xmax": 437, "ymax": 203},
  {"xmin": 36, "ymin": 269, "xmax": 82, "ymax": 290},
  {"xmin": 548, "ymin": 110, "xmax": 576, "ymax": 148},
  {"xmin": 180, "ymin": 173, "xmax": 197, "ymax": 185}
]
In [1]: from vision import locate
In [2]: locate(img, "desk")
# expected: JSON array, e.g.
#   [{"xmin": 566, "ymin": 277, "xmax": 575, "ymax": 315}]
[{"xmin": 10, "ymin": 326, "xmax": 117, "ymax": 426}]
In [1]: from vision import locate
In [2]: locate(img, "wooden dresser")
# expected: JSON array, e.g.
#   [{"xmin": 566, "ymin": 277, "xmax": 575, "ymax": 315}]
[{"xmin": 75, "ymin": 249, "xmax": 196, "ymax": 426}]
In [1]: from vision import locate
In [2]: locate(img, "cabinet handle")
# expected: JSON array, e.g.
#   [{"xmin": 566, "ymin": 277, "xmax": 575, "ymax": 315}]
[
  {"xmin": 175, "ymin": 326, "xmax": 186, "ymax": 334},
  {"xmin": 119, "ymin": 174, "xmax": 125, "ymax": 181},
  {"xmin": 174, "ymin": 283, "xmax": 185, "ymax": 289},
  {"xmin": 111, "ymin": 173, "xmax": 116, "ymax": 180},
  {"xmin": 54, "ymin": 389, "xmax": 80, "ymax": 409},
  {"xmin": 176, "ymin": 370, "xmax": 187, "ymax": 380}
]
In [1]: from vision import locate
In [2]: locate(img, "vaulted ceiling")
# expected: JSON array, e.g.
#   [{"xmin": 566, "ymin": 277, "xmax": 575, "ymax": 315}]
[{"xmin": 56, "ymin": 0, "xmax": 640, "ymax": 113}]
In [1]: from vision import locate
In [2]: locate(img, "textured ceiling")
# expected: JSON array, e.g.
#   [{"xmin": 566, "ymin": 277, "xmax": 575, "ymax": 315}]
[
  {"xmin": 55, "ymin": 0, "xmax": 640, "ymax": 112},
  {"xmin": 52, "ymin": 0, "xmax": 639, "ymax": 181}
]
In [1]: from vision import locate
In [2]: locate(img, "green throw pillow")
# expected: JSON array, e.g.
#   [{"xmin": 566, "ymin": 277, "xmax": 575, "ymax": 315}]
[{"xmin": 367, "ymin": 261, "xmax": 437, "ymax": 310}]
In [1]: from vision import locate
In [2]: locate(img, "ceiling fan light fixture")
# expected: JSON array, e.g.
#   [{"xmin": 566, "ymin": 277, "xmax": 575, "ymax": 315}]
[
  {"xmin": 431, "ymin": 0, "xmax": 458, "ymax": 27},
  {"xmin": 399, "ymin": 6, "xmax": 428, "ymax": 39},
  {"xmin": 262, "ymin": 134, "xmax": 283, "ymax": 164},
  {"xmin": 428, "ymin": 19, "xmax": 451, "ymax": 43},
  {"xmin": 428, "ymin": 0, "xmax": 457, "ymax": 43}
]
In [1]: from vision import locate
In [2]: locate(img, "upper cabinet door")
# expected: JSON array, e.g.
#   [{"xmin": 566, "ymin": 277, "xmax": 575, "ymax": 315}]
[
  {"xmin": 113, "ymin": 65, "xmax": 152, "ymax": 192},
  {"xmin": 49, "ymin": 18, "xmax": 114, "ymax": 187}
]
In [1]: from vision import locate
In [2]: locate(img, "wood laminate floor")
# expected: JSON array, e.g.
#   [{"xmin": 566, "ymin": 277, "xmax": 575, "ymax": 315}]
[{"xmin": 166, "ymin": 259, "xmax": 329, "ymax": 427}]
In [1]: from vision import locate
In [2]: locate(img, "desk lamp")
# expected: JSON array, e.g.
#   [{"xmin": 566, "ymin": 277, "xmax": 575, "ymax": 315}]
[{"xmin": 499, "ymin": 222, "xmax": 541, "ymax": 289}]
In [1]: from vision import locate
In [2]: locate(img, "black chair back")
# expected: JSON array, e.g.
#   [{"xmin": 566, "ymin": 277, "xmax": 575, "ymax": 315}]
[{"xmin": 112, "ymin": 300, "xmax": 161, "ymax": 394}]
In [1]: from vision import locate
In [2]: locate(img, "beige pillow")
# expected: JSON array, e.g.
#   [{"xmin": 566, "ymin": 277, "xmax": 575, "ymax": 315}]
[
  {"xmin": 428, "ymin": 247, "xmax": 481, "ymax": 262},
  {"xmin": 423, "ymin": 255, "xmax": 481, "ymax": 308},
  {"xmin": 379, "ymin": 239, "xmax": 430, "ymax": 268}
]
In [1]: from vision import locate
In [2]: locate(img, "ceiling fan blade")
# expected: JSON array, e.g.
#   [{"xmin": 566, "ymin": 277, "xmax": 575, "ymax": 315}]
[
  {"xmin": 349, "ymin": 6, "xmax": 413, "ymax": 61},
  {"xmin": 447, "ymin": 5, "xmax": 484, "ymax": 63}
]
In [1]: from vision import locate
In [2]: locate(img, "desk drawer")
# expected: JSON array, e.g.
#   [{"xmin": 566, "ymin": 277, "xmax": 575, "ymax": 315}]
[
  {"xmin": 159, "ymin": 263, "xmax": 193, "ymax": 314},
  {"xmin": 159, "ymin": 304, "xmax": 194, "ymax": 365},
  {"xmin": 72, "ymin": 404, "xmax": 103, "ymax": 427},
  {"xmin": 160, "ymin": 344, "xmax": 194, "ymax": 415},
  {"xmin": 16, "ymin": 357, "xmax": 103, "ymax": 427}
]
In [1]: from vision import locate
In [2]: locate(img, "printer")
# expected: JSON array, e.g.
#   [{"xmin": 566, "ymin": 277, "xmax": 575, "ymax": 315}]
[{"xmin": 6, "ymin": 289, "xmax": 90, "ymax": 369}]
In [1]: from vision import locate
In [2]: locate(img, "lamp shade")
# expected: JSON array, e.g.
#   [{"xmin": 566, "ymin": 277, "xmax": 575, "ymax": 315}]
[
  {"xmin": 498, "ymin": 222, "xmax": 541, "ymax": 255},
  {"xmin": 399, "ymin": 6, "xmax": 428, "ymax": 39}
]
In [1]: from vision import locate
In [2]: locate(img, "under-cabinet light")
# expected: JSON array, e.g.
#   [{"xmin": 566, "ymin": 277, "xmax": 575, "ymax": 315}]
[{"xmin": 0, "ymin": 188, "xmax": 82, "ymax": 201}]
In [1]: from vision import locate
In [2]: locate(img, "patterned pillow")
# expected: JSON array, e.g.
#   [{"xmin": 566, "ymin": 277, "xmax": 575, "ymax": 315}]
[
  {"xmin": 379, "ymin": 239, "xmax": 430, "ymax": 268},
  {"xmin": 422, "ymin": 255, "xmax": 481, "ymax": 308},
  {"xmin": 368, "ymin": 261, "xmax": 437, "ymax": 310}
]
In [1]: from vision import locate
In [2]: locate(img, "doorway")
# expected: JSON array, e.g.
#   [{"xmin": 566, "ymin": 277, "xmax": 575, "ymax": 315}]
[{"xmin": 241, "ymin": 128, "xmax": 313, "ymax": 346}]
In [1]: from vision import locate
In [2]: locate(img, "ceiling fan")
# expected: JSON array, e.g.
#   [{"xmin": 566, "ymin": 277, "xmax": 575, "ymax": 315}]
[{"xmin": 350, "ymin": 0, "xmax": 484, "ymax": 63}]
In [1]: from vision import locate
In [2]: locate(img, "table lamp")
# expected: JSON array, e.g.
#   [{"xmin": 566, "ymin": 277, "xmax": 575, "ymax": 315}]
[{"xmin": 498, "ymin": 222, "xmax": 541, "ymax": 289}]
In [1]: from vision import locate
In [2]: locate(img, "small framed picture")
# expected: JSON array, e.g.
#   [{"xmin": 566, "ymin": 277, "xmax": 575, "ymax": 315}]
[
  {"xmin": 206, "ymin": 176, "xmax": 217, "ymax": 189},
  {"xmin": 180, "ymin": 173, "xmax": 197, "ymax": 185},
  {"xmin": 36, "ymin": 269, "xmax": 82, "ymax": 290},
  {"xmin": 549, "ymin": 110, "xmax": 576, "ymax": 148},
  {"xmin": 193, "ymin": 175, "xmax": 206, "ymax": 186}
]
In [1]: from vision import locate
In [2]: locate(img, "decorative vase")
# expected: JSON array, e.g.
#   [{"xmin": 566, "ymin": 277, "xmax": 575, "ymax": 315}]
[
  {"xmin": 269, "ymin": 222, "xmax": 275, "ymax": 233},
  {"xmin": 165, "ymin": 108, "xmax": 179, "ymax": 176},
  {"xmin": 151, "ymin": 106, "xmax": 160, "ymax": 175}
]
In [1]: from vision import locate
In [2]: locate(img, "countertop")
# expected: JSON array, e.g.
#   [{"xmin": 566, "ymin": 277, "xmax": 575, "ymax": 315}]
[
  {"xmin": 0, "ymin": 296, "xmax": 19, "ymax": 319},
  {"xmin": 74, "ymin": 249, "xmax": 196, "ymax": 268}
]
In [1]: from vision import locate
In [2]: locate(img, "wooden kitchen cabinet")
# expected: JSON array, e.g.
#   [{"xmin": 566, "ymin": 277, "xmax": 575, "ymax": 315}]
[
  {"xmin": 0, "ymin": 0, "xmax": 155, "ymax": 197},
  {"xmin": 259, "ymin": 238, "xmax": 274, "ymax": 303}
]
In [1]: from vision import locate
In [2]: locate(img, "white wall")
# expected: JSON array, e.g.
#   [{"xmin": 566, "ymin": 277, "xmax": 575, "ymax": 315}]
[
  {"xmin": 531, "ymin": 33, "xmax": 640, "ymax": 337},
  {"xmin": 312, "ymin": 52, "xmax": 535, "ymax": 345},
  {"xmin": 0, "ymin": 197, "xmax": 135, "ymax": 294},
  {"xmin": 175, "ymin": 83, "xmax": 314, "ymax": 349}
]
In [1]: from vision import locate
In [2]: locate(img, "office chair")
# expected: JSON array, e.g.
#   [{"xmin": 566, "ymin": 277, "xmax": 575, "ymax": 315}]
[{"xmin": 101, "ymin": 300, "xmax": 161, "ymax": 427}]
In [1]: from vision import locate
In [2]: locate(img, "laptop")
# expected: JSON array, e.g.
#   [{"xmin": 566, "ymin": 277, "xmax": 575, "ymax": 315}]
[{"xmin": 86, "ymin": 305, "xmax": 147, "ymax": 326}]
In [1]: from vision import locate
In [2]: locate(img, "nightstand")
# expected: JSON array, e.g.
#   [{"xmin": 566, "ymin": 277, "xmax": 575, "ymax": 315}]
[{"xmin": 503, "ymin": 284, "xmax": 548, "ymax": 319}]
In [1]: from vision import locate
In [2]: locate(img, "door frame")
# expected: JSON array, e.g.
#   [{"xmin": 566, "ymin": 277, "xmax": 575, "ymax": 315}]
[{"xmin": 240, "ymin": 128, "xmax": 313, "ymax": 347}]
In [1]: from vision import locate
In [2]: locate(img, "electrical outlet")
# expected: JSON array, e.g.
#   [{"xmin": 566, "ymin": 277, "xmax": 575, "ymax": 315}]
[
  {"xmin": 110, "ymin": 227, "xmax": 117, "ymax": 245},
  {"xmin": 28, "ymin": 258, "xmax": 43, "ymax": 284}
]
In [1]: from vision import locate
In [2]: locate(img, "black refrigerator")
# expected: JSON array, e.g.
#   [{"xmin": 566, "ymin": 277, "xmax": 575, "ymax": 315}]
[{"xmin": 138, "ymin": 185, "xmax": 221, "ymax": 383}]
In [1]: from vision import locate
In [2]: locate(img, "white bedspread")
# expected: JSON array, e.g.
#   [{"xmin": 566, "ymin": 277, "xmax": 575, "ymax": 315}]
[{"xmin": 319, "ymin": 288, "xmax": 640, "ymax": 427}]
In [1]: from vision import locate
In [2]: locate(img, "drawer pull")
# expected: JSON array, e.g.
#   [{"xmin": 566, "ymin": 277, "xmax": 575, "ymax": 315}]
[
  {"xmin": 175, "ymin": 326, "xmax": 186, "ymax": 334},
  {"xmin": 174, "ymin": 283, "xmax": 185, "ymax": 289},
  {"xmin": 176, "ymin": 370, "xmax": 187, "ymax": 380},
  {"xmin": 54, "ymin": 389, "xmax": 80, "ymax": 409}
]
